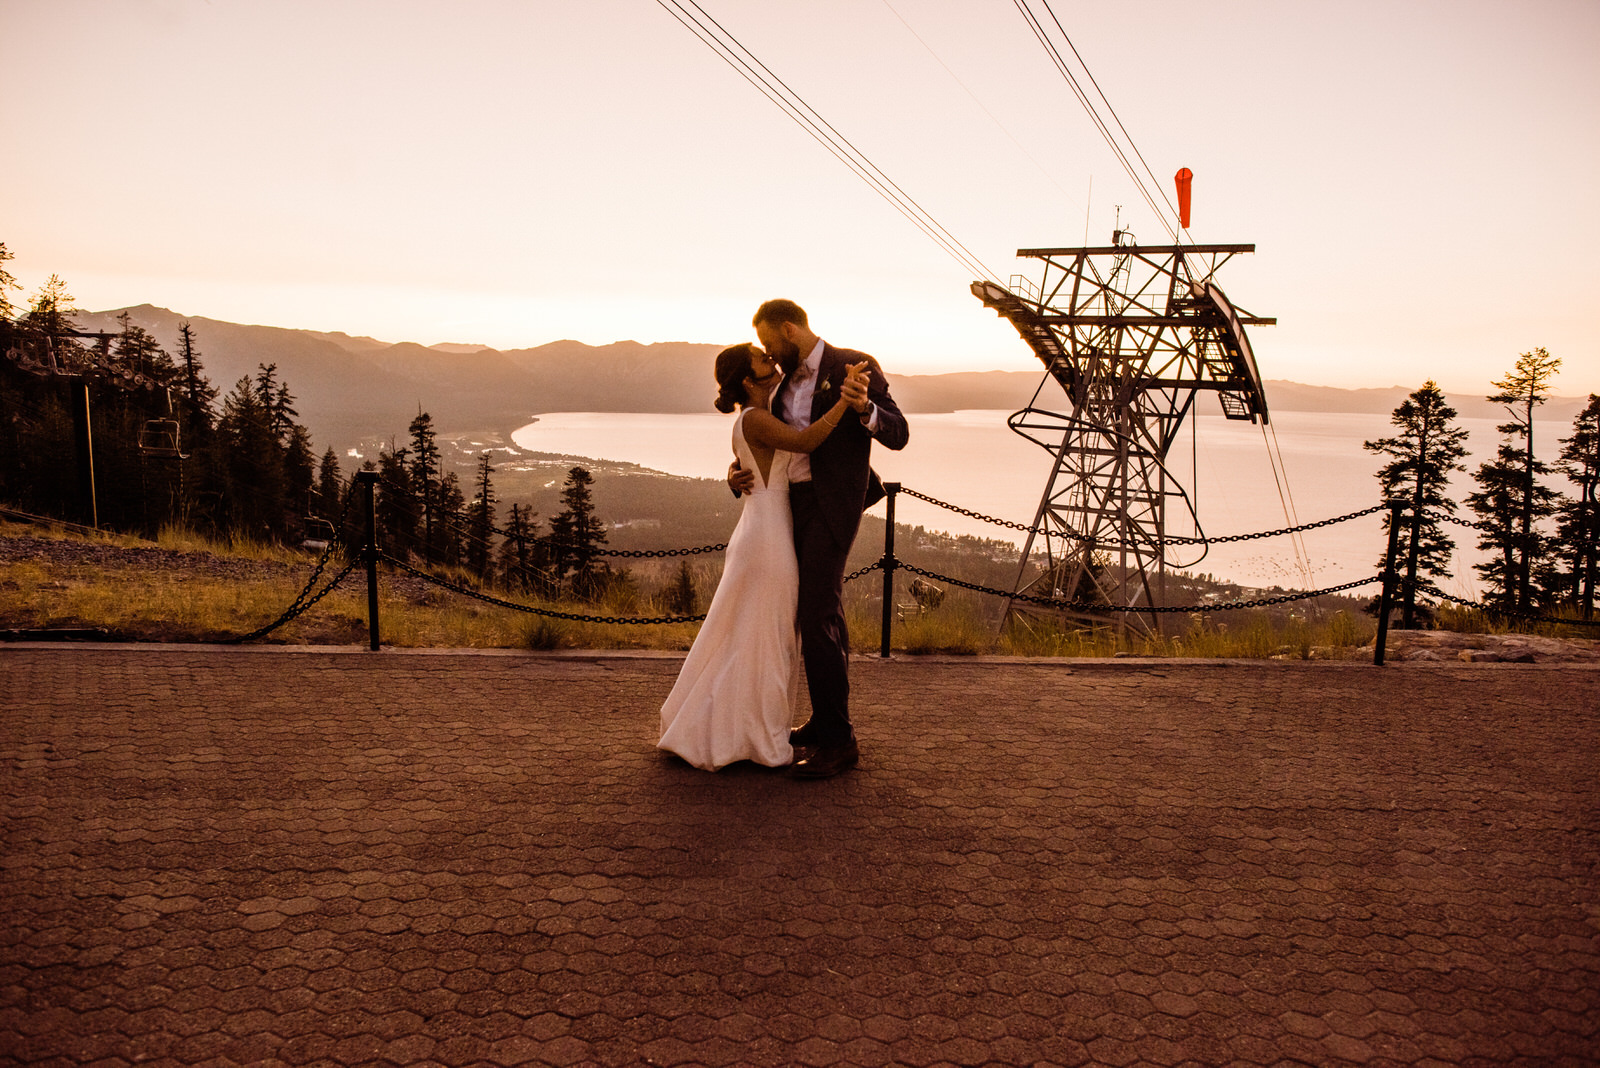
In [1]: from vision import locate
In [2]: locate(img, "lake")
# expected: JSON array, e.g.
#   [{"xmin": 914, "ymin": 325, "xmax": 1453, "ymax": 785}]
[{"xmin": 512, "ymin": 409, "xmax": 1573, "ymax": 596}]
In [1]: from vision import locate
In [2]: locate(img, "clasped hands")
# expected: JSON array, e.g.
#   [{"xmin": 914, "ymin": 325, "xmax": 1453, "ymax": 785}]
[{"xmin": 838, "ymin": 360, "xmax": 871, "ymax": 411}]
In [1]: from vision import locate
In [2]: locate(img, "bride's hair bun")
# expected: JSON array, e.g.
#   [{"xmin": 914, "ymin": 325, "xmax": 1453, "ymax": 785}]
[{"xmin": 713, "ymin": 343, "xmax": 756, "ymax": 413}]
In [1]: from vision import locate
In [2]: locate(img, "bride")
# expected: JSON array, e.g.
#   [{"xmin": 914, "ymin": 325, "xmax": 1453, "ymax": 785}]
[{"xmin": 658, "ymin": 342, "xmax": 868, "ymax": 771}]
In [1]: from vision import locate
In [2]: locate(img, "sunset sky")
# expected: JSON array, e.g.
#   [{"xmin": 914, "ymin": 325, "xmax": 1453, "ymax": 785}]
[{"xmin": 3, "ymin": 0, "xmax": 1596, "ymax": 395}]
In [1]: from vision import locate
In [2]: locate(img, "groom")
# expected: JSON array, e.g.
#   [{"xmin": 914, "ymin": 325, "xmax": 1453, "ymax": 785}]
[{"xmin": 730, "ymin": 299, "xmax": 909, "ymax": 778}]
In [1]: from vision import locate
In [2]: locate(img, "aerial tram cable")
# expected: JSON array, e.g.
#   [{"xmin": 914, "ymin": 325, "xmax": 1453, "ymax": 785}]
[
  {"xmin": 1009, "ymin": 0, "xmax": 1175, "ymax": 241},
  {"xmin": 1032, "ymin": 0, "xmax": 1183, "ymax": 233},
  {"xmin": 1263, "ymin": 420, "xmax": 1318, "ymax": 592},
  {"xmin": 879, "ymin": 0, "xmax": 1078, "ymax": 204},
  {"xmin": 655, "ymin": 0, "xmax": 1002, "ymax": 285}
]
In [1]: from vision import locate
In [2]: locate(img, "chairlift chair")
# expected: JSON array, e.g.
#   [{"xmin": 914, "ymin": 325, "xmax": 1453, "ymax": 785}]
[
  {"xmin": 137, "ymin": 418, "xmax": 185, "ymax": 459},
  {"xmin": 300, "ymin": 516, "xmax": 336, "ymax": 553}
]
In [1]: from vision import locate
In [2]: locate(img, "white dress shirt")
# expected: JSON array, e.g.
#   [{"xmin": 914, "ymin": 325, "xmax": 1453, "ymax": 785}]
[
  {"xmin": 781, "ymin": 339, "xmax": 826, "ymax": 484},
  {"xmin": 780, "ymin": 338, "xmax": 879, "ymax": 484}
]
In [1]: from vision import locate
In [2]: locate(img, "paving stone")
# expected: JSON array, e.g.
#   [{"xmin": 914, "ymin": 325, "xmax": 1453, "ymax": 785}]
[{"xmin": 2, "ymin": 648, "xmax": 1598, "ymax": 1066}]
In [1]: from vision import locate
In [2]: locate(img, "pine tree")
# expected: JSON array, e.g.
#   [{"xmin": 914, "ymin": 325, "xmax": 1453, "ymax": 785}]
[
  {"xmin": 663, "ymin": 560, "xmax": 698, "ymax": 617},
  {"xmin": 0, "ymin": 242, "xmax": 20, "ymax": 322},
  {"xmin": 175, "ymin": 322, "xmax": 217, "ymax": 438},
  {"xmin": 22, "ymin": 275, "xmax": 85, "ymax": 371},
  {"xmin": 407, "ymin": 411, "xmax": 441, "ymax": 563},
  {"xmin": 497, "ymin": 503, "xmax": 548, "ymax": 594},
  {"xmin": 435, "ymin": 471, "xmax": 467, "ymax": 567},
  {"xmin": 253, "ymin": 364, "xmax": 299, "ymax": 446},
  {"xmin": 547, "ymin": 466, "xmax": 608, "ymax": 599},
  {"xmin": 375, "ymin": 445, "xmax": 418, "ymax": 559},
  {"xmin": 1363, "ymin": 380, "xmax": 1469, "ymax": 626},
  {"xmin": 1467, "ymin": 347, "xmax": 1562, "ymax": 612},
  {"xmin": 466, "ymin": 453, "xmax": 498, "ymax": 581},
  {"xmin": 316, "ymin": 448, "xmax": 343, "ymax": 520},
  {"xmin": 283, "ymin": 425, "xmax": 318, "ymax": 536},
  {"xmin": 1548, "ymin": 395, "xmax": 1600, "ymax": 617},
  {"xmin": 113, "ymin": 311, "xmax": 175, "ymax": 384},
  {"xmin": 214, "ymin": 375, "xmax": 286, "ymax": 540}
]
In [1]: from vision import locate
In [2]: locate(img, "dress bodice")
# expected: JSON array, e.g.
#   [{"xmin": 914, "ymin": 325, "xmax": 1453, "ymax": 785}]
[{"xmin": 734, "ymin": 409, "xmax": 790, "ymax": 499}]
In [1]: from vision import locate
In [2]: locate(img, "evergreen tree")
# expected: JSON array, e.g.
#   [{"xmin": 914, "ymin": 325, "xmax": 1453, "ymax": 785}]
[
  {"xmin": 466, "ymin": 453, "xmax": 498, "ymax": 581},
  {"xmin": 547, "ymin": 466, "xmax": 608, "ymax": 598},
  {"xmin": 407, "ymin": 411, "xmax": 441, "ymax": 562},
  {"xmin": 663, "ymin": 560, "xmax": 698, "ymax": 617},
  {"xmin": 21, "ymin": 274, "xmax": 85, "ymax": 371},
  {"xmin": 175, "ymin": 321, "xmax": 217, "ymax": 438},
  {"xmin": 435, "ymin": 470, "xmax": 467, "ymax": 567},
  {"xmin": 1363, "ymin": 380, "xmax": 1469, "ymax": 626},
  {"xmin": 113, "ymin": 310, "xmax": 175, "ymax": 384},
  {"xmin": 283, "ymin": 424, "xmax": 318, "ymax": 535},
  {"xmin": 1467, "ymin": 347, "xmax": 1562, "ymax": 612},
  {"xmin": 0, "ymin": 242, "xmax": 19, "ymax": 322},
  {"xmin": 214, "ymin": 375, "xmax": 286, "ymax": 540},
  {"xmin": 375, "ymin": 445, "xmax": 418, "ymax": 559},
  {"xmin": 1548, "ymin": 395, "xmax": 1600, "ymax": 617},
  {"xmin": 496, "ymin": 503, "xmax": 549, "ymax": 595},
  {"xmin": 253, "ymin": 364, "xmax": 299, "ymax": 446},
  {"xmin": 316, "ymin": 447, "xmax": 343, "ymax": 520}
]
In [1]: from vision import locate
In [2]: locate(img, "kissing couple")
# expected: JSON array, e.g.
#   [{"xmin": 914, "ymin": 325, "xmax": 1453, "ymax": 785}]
[{"xmin": 658, "ymin": 299, "xmax": 910, "ymax": 778}]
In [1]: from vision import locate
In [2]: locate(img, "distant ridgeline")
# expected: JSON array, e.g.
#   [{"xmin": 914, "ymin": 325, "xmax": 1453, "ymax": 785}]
[{"xmin": 67, "ymin": 307, "xmax": 1593, "ymax": 469}]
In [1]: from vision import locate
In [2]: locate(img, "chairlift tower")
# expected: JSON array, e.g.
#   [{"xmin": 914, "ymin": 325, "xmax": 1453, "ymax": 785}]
[{"xmin": 972, "ymin": 233, "xmax": 1274, "ymax": 634}]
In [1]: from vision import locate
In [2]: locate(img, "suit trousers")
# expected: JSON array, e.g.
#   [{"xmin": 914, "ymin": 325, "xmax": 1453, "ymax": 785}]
[{"xmin": 787, "ymin": 481, "xmax": 853, "ymax": 745}]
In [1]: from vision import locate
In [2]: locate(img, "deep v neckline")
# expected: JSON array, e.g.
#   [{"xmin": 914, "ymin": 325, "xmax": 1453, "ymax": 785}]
[{"xmin": 741, "ymin": 410, "xmax": 775, "ymax": 489}]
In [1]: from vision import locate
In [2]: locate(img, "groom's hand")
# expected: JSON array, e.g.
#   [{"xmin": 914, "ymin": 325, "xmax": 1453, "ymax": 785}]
[{"xmin": 728, "ymin": 460, "xmax": 755, "ymax": 496}]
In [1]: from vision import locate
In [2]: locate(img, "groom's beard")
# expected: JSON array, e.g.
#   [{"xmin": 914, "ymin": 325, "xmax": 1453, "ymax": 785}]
[{"xmin": 772, "ymin": 338, "xmax": 801, "ymax": 376}]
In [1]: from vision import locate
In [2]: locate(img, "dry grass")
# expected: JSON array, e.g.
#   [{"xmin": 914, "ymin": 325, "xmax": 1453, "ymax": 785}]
[
  {"xmin": 17, "ymin": 518, "xmax": 1585, "ymax": 655},
  {"xmin": 870, "ymin": 604, "xmax": 1379, "ymax": 660},
  {"xmin": 0, "ymin": 520, "xmax": 709, "ymax": 649}
]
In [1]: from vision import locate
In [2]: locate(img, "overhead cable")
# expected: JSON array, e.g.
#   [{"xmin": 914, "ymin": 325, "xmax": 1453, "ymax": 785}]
[
  {"xmin": 655, "ymin": 0, "xmax": 1002, "ymax": 284},
  {"xmin": 1037, "ymin": 0, "xmax": 1181, "ymax": 229},
  {"xmin": 1012, "ymin": 0, "xmax": 1177, "ymax": 242}
]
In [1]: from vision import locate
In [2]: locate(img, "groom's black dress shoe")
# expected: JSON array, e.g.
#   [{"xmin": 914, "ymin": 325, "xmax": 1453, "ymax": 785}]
[
  {"xmin": 789, "ymin": 722, "xmax": 823, "ymax": 748},
  {"xmin": 790, "ymin": 737, "xmax": 860, "ymax": 779}
]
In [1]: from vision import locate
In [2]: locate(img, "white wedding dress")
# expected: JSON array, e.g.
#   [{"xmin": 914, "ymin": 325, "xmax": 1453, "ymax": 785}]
[{"xmin": 658, "ymin": 409, "xmax": 800, "ymax": 770}]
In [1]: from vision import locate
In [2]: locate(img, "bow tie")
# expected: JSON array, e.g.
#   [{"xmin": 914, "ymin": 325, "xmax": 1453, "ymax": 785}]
[{"xmin": 789, "ymin": 363, "xmax": 815, "ymax": 386}]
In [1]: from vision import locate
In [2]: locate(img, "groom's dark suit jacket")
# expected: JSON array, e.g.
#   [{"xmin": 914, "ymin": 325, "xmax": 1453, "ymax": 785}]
[{"xmin": 775, "ymin": 342, "xmax": 910, "ymax": 547}]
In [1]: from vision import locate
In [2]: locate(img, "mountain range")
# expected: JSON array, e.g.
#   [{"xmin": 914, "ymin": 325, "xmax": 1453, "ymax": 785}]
[{"xmin": 74, "ymin": 305, "xmax": 1592, "ymax": 459}]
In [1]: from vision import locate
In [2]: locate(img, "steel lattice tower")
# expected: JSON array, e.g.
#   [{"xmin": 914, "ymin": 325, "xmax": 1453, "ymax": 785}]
[{"xmin": 973, "ymin": 236, "xmax": 1274, "ymax": 634}]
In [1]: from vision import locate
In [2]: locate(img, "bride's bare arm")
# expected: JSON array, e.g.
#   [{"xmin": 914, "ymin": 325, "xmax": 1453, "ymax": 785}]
[{"xmin": 743, "ymin": 364, "xmax": 868, "ymax": 454}]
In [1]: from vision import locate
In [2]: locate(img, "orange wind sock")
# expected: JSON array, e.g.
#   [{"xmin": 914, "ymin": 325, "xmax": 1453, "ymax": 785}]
[{"xmin": 1175, "ymin": 168, "xmax": 1193, "ymax": 229}]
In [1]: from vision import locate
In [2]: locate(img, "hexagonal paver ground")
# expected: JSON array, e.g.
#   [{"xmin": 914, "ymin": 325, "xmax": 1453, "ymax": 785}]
[{"xmin": 2, "ymin": 647, "xmax": 1597, "ymax": 1066}]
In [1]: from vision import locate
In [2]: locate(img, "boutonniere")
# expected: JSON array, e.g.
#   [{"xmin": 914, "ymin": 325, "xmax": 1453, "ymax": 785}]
[{"xmin": 818, "ymin": 378, "xmax": 832, "ymax": 394}]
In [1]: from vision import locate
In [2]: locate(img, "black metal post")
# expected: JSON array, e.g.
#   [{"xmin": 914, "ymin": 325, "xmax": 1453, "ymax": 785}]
[
  {"xmin": 356, "ymin": 471, "xmax": 381, "ymax": 650},
  {"xmin": 1373, "ymin": 501, "xmax": 1404, "ymax": 666},
  {"xmin": 69, "ymin": 379, "xmax": 98, "ymax": 528},
  {"xmin": 879, "ymin": 483, "xmax": 900, "ymax": 659}
]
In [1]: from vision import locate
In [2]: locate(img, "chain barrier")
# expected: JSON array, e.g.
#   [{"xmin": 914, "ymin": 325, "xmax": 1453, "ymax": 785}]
[
  {"xmin": 896, "ymin": 488, "xmax": 1386, "ymax": 546},
  {"xmin": 226, "ymin": 483, "xmax": 360, "ymax": 644},
  {"xmin": 845, "ymin": 561, "xmax": 884, "ymax": 584},
  {"xmin": 893, "ymin": 560, "xmax": 1380, "ymax": 615},
  {"xmin": 225, "ymin": 560, "xmax": 362, "ymax": 644},
  {"xmin": 236, "ymin": 478, "xmax": 1593, "ymax": 645},
  {"xmin": 596, "ymin": 543, "xmax": 726, "ymax": 559},
  {"xmin": 1404, "ymin": 576, "xmax": 1600, "ymax": 629},
  {"xmin": 380, "ymin": 552, "xmax": 707, "ymax": 625},
  {"xmin": 1422, "ymin": 508, "xmax": 1498, "ymax": 533}
]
